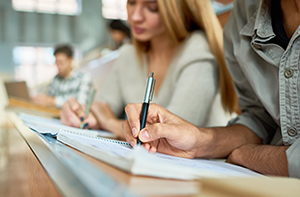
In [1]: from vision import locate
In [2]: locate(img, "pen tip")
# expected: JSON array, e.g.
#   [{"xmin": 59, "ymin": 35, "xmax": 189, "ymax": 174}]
[{"xmin": 149, "ymin": 72, "xmax": 154, "ymax": 77}]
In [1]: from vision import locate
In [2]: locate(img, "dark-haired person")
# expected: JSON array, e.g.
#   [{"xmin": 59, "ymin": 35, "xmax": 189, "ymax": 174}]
[
  {"xmin": 123, "ymin": 0, "xmax": 300, "ymax": 178},
  {"xmin": 32, "ymin": 45, "xmax": 93, "ymax": 108},
  {"xmin": 109, "ymin": 20, "xmax": 131, "ymax": 49}
]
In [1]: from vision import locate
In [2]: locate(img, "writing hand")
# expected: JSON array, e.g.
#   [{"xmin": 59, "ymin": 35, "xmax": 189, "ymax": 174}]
[
  {"xmin": 123, "ymin": 103, "xmax": 210, "ymax": 158},
  {"xmin": 60, "ymin": 97, "xmax": 99, "ymax": 129}
]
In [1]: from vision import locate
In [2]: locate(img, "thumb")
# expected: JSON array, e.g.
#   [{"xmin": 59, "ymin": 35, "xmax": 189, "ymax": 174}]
[{"xmin": 139, "ymin": 123, "xmax": 172, "ymax": 142}]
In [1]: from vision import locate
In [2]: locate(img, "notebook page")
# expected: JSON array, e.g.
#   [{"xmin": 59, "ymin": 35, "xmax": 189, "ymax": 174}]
[
  {"xmin": 58, "ymin": 129, "xmax": 262, "ymax": 180},
  {"xmin": 26, "ymin": 123, "xmax": 58, "ymax": 136},
  {"xmin": 59, "ymin": 128, "xmax": 131, "ymax": 157},
  {"xmin": 19, "ymin": 113, "xmax": 115, "ymax": 138},
  {"xmin": 156, "ymin": 153, "xmax": 262, "ymax": 177}
]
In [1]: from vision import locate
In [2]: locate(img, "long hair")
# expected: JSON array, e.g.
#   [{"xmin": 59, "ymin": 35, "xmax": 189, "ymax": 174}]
[{"xmin": 132, "ymin": 0, "xmax": 237, "ymax": 113}]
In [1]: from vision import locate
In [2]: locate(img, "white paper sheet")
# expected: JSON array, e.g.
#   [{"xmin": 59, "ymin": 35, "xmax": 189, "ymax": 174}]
[
  {"xmin": 19, "ymin": 113, "xmax": 115, "ymax": 138},
  {"xmin": 58, "ymin": 129, "xmax": 263, "ymax": 180}
]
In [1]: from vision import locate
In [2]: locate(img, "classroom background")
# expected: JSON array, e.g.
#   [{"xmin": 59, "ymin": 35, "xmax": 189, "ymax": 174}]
[{"xmin": 0, "ymin": 0, "xmax": 233, "ymax": 125}]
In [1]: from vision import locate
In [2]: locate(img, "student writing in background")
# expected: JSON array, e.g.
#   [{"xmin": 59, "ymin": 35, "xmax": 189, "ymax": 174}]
[
  {"xmin": 123, "ymin": 0, "xmax": 300, "ymax": 178},
  {"xmin": 109, "ymin": 20, "xmax": 131, "ymax": 50},
  {"xmin": 60, "ymin": 0, "xmax": 237, "ymax": 139},
  {"xmin": 32, "ymin": 45, "xmax": 93, "ymax": 108}
]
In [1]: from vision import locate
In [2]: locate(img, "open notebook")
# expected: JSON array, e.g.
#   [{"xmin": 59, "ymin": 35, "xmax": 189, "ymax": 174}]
[
  {"xmin": 57, "ymin": 128, "xmax": 263, "ymax": 180},
  {"xmin": 19, "ymin": 113, "xmax": 115, "ymax": 138}
]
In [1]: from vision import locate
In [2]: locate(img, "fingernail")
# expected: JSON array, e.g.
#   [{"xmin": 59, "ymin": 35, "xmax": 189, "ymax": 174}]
[
  {"xmin": 130, "ymin": 141, "xmax": 135, "ymax": 147},
  {"xmin": 132, "ymin": 128, "xmax": 138, "ymax": 137},
  {"xmin": 80, "ymin": 117, "xmax": 84, "ymax": 121},
  {"xmin": 83, "ymin": 123, "xmax": 89, "ymax": 129},
  {"xmin": 140, "ymin": 130, "xmax": 149, "ymax": 140}
]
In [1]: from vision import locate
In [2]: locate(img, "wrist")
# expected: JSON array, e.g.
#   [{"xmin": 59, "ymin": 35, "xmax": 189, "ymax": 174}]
[
  {"xmin": 194, "ymin": 127, "xmax": 216, "ymax": 158},
  {"xmin": 102, "ymin": 117, "xmax": 118, "ymax": 131},
  {"xmin": 106, "ymin": 118, "xmax": 126, "ymax": 139}
]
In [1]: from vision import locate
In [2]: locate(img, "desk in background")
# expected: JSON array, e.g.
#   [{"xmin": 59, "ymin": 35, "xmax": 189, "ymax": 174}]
[{"xmin": 6, "ymin": 97, "xmax": 60, "ymax": 118}]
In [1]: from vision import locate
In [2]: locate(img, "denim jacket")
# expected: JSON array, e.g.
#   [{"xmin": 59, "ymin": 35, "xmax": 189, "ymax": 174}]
[{"xmin": 224, "ymin": 0, "xmax": 300, "ymax": 178}]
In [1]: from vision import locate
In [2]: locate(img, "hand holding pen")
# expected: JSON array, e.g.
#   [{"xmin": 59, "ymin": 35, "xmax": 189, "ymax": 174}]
[
  {"xmin": 60, "ymin": 90, "xmax": 97, "ymax": 129},
  {"xmin": 137, "ymin": 72, "xmax": 156, "ymax": 145},
  {"xmin": 80, "ymin": 90, "xmax": 96, "ymax": 129}
]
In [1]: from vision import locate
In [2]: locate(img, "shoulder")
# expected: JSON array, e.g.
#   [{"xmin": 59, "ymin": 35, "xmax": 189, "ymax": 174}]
[
  {"xmin": 175, "ymin": 30, "xmax": 214, "ymax": 68},
  {"xmin": 118, "ymin": 43, "xmax": 136, "ymax": 59},
  {"xmin": 182, "ymin": 30, "xmax": 211, "ymax": 54},
  {"xmin": 113, "ymin": 43, "xmax": 140, "ymax": 71},
  {"xmin": 72, "ymin": 70, "xmax": 92, "ymax": 82},
  {"xmin": 223, "ymin": 0, "xmax": 261, "ymax": 59},
  {"xmin": 224, "ymin": 0, "xmax": 261, "ymax": 33}
]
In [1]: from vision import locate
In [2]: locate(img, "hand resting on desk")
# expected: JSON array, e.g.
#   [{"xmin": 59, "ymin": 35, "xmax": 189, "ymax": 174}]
[{"xmin": 31, "ymin": 94, "xmax": 56, "ymax": 107}]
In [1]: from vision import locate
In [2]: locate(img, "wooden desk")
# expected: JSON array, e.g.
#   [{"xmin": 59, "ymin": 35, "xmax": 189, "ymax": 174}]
[
  {"xmin": 6, "ymin": 97, "xmax": 60, "ymax": 118},
  {"xmin": 2, "ymin": 113, "xmax": 201, "ymax": 196},
  {"xmin": 0, "ymin": 121, "xmax": 61, "ymax": 196},
  {"xmin": 2, "ymin": 113, "xmax": 300, "ymax": 197}
]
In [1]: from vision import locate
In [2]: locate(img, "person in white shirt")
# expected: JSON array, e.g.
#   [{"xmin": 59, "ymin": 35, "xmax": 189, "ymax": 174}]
[{"xmin": 32, "ymin": 45, "xmax": 93, "ymax": 108}]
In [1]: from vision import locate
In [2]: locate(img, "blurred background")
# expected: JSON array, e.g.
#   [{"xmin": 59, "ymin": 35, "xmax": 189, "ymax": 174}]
[
  {"xmin": 0, "ymin": 0, "xmax": 233, "ymax": 122},
  {"xmin": 0, "ymin": 0, "xmax": 129, "ymax": 87},
  {"xmin": 0, "ymin": 0, "xmax": 133, "ymax": 121}
]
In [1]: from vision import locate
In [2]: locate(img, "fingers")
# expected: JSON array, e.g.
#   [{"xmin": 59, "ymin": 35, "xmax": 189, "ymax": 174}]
[
  {"xmin": 138, "ymin": 123, "xmax": 170, "ymax": 143},
  {"xmin": 123, "ymin": 120, "xmax": 136, "ymax": 147},
  {"xmin": 149, "ymin": 146, "xmax": 157, "ymax": 154},
  {"xmin": 68, "ymin": 97, "xmax": 85, "ymax": 118},
  {"xmin": 138, "ymin": 123, "xmax": 188, "ymax": 150},
  {"xmin": 125, "ymin": 103, "xmax": 142, "ymax": 138},
  {"xmin": 61, "ymin": 99, "xmax": 81, "ymax": 127},
  {"xmin": 60, "ymin": 110, "xmax": 81, "ymax": 128},
  {"xmin": 84, "ymin": 112, "xmax": 100, "ymax": 130}
]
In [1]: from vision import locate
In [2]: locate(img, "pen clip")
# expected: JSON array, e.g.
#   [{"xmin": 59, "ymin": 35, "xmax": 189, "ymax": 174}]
[{"xmin": 149, "ymin": 78, "xmax": 156, "ymax": 101}]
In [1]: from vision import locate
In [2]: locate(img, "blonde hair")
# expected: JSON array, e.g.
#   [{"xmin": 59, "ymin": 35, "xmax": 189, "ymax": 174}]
[{"xmin": 133, "ymin": 0, "xmax": 237, "ymax": 113}]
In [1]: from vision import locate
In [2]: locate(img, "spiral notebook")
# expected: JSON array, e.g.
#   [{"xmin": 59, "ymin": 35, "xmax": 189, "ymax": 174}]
[
  {"xmin": 18, "ymin": 113, "xmax": 115, "ymax": 138},
  {"xmin": 57, "ymin": 128, "xmax": 263, "ymax": 180}
]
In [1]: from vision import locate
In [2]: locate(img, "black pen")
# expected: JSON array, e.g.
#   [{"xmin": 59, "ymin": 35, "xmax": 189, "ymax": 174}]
[{"xmin": 137, "ymin": 72, "xmax": 156, "ymax": 145}]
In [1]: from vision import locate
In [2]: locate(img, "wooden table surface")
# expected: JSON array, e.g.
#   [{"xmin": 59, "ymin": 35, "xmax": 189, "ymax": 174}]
[
  {"xmin": 1, "ymin": 114, "xmax": 202, "ymax": 197},
  {"xmin": 2, "ymin": 114, "xmax": 300, "ymax": 197},
  {"xmin": 6, "ymin": 97, "xmax": 60, "ymax": 118},
  {"xmin": 0, "ymin": 121, "xmax": 61, "ymax": 197}
]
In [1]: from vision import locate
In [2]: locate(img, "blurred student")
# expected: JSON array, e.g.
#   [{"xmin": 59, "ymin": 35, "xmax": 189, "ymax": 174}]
[
  {"xmin": 60, "ymin": 0, "xmax": 237, "ymax": 139},
  {"xmin": 32, "ymin": 45, "xmax": 93, "ymax": 108},
  {"xmin": 109, "ymin": 20, "xmax": 131, "ymax": 50}
]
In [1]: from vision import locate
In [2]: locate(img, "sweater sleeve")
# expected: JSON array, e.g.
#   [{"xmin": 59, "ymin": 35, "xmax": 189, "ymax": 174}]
[{"xmin": 97, "ymin": 51, "xmax": 126, "ymax": 117}]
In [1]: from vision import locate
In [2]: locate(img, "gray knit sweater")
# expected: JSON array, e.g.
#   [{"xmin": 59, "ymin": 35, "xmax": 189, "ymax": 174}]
[{"xmin": 98, "ymin": 30, "xmax": 232, "ymax": 127}]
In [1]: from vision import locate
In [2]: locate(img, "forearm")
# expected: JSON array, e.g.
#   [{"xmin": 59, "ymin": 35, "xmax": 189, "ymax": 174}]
[
  {"xmin": 227, "ymin": 144, "xmax": 289, "ymax": 176},
  {"xmin": 195, "ymin": 124, "xmax": 262, "ymax": 158}
]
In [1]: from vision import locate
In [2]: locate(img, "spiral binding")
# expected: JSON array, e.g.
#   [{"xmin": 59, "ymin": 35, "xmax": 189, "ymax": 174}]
[{"xmin": 60, "ymin": 129, "xmax": 131, "ymax": 147}]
